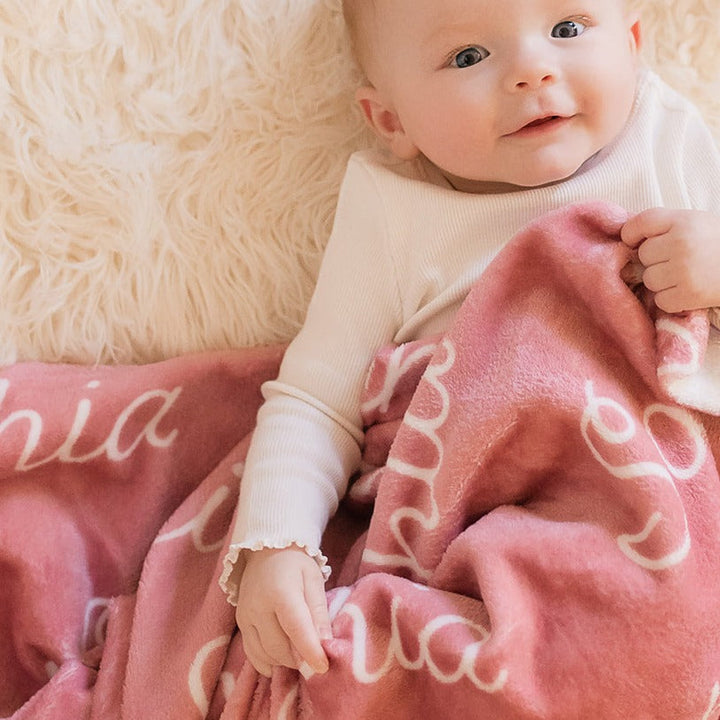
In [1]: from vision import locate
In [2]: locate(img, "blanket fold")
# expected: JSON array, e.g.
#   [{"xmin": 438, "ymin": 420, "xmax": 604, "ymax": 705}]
[{"xmin": 2, "ymin": 203, "xmax": 720, "ymax": 720}]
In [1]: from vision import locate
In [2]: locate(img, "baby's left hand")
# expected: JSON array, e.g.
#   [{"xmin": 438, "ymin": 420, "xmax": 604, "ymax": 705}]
[{"xmin": 621, "ymin": 208, "xmax": 720, "ymax": 313}]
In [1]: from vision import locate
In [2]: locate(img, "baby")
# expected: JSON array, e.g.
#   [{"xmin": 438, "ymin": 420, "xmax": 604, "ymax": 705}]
[{"xmin": 220, "ymin": 0, "xmax": 720, "ymax": 677}]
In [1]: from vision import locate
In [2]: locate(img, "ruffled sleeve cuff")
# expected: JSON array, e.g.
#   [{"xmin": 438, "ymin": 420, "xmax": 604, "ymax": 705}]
[{"xmin": 219, "ymin": 541, "xmax": 330, "ymax": 606}]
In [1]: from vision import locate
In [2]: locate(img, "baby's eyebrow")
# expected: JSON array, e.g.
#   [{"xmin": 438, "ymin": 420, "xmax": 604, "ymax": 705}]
[{"xmin": 422, "ymin": 22, "xmax": 485, "ymax": 53}]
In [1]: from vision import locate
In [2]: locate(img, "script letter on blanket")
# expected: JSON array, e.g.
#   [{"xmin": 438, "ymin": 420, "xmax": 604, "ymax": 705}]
[
  {"xmin": 3, "ymin": 203, "xmax": 720, "ymax": 720},
  {"xmin": 295, "ymin": 202, "xmax": 720, "ymax": 720}
]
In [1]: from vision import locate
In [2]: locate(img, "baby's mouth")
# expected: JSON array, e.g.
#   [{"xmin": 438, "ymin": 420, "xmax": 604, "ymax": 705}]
[
  {"xmin": 506, "ymin": 114, "xmax": 570, "ymax": 137},
  {"xmin": 523, "ymin": 115, "xmax": 561, "ymax": 129}
]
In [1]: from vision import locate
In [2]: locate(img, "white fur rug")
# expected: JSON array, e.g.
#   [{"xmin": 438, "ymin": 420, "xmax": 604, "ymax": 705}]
[{"xmin": 0, "ymin": 0, "xmax": 717, "ymax": 364}]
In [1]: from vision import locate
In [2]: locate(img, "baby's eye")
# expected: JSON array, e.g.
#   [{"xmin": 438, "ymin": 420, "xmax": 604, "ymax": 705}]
[
  {"xmin": 451, "ymin": 46, "xmax": 489, "ymax": 68},
  {"xmin": 551, "ymin": 20, "xmax": 588, "ymax": 39}
]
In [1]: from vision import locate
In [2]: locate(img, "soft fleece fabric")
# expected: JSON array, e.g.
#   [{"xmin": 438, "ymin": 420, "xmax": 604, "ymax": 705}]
[
  {"xmin": 226, "ymin": 69, "xmax": 720, "ymax": 583},
  {"xmin": 2, "ymin": 203, "xmax": 720, "ymax": 719}
]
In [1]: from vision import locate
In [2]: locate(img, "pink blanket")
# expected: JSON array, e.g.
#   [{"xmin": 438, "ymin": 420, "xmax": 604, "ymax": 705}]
[{"xmin": 3, "ymin": 203, "xmax": 720, "ymax": 719}]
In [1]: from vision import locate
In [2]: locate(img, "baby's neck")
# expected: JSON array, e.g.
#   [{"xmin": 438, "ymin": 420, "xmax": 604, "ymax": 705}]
[
  {"xmin": 428, "ymin": 150, "xmax": 605, "ymax": 195},
  {"xmin": 443, "ymin": 174, "xmax": 532, "ymax": 194}
]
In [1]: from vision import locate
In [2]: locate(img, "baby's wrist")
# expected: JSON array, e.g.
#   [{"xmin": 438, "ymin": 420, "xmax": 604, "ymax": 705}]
[{"xmin": 245, "ymin": 544, "xmax": 313, "ymax": 563}]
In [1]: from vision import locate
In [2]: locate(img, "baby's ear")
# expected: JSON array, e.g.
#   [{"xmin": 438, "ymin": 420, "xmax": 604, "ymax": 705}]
[
  {"xmin": 628, "ymin": 15, "xmax": 642, "ymax": 54},
  {"xmin": 355, "ymin": 86, "xmax": 420, "ymax": 160}
]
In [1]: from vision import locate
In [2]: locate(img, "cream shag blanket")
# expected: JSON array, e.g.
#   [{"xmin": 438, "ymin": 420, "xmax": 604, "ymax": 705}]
[{"xmin": 0, "ymin": 0, "xmax": 717, "ymax": 365}]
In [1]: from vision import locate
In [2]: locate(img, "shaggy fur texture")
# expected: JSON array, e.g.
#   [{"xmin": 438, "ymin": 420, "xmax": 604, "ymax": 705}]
[{"xmin": 0, "ymin": 0, "xmax": 717, "ymax": 364}]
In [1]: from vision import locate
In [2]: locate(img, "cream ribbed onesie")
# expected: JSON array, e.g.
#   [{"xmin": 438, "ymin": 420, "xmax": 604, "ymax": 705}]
[{"xmin": 221, "ymin": 68, "xmax": 720, "ymax": 600}]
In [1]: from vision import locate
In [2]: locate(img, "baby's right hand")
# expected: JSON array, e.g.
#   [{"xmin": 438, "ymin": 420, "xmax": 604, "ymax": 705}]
[{"xmin": 235, "ymin": 546, "xmax": 332, "ymax": 677}]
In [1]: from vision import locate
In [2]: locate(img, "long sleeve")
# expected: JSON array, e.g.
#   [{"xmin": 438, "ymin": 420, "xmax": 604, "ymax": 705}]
[{"xmin": 221, "ymin": 157, "xmax": 404, "ymax": 599}]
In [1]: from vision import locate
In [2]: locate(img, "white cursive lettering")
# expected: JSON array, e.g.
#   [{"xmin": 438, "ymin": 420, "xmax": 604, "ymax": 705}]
[{"xmin": 0, "ymin": 377, "xmax": 181, "ymax": 471}]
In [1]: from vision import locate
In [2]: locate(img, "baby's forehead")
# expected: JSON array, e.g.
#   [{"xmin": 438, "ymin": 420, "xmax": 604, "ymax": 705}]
[{"xmin": 347, "ymin": 0, "xmax": 628, "ymax": 25}]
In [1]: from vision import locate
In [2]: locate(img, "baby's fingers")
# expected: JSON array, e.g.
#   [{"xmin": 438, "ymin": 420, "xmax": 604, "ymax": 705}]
[
  {"xmin": 237, "ymin": 604, "xmax": 298, "ymax": 676},
  {"xmin": 641, "ymin": 261, "xmax": 675, "ymax": 294},
  {"xmin": 276, "ymin": 598, "xmax": 329, "ymax": 676},
  {"xmin": 653, "ymin": 286, "xmax": 687, "ymax": 314},
  {"xmin": 241, "ymin": 625, "xmax": 275, "ymax": 678},
  {"xmin": 620, "ymin": 208, "xmax": 673, "ymax": 248},
  {"xmin": 256, "ymin": 613, "xmax": 300, "ymax": 669}
]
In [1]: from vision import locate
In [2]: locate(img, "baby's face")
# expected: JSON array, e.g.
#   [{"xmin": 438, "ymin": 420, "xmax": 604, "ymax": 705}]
[{"xmin": 361, "ymin": 0, "xmax": 641, "ymax": 190}]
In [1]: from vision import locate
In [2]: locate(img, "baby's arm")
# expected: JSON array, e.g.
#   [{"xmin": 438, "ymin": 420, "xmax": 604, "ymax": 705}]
[
  {"xmin": 234, "ymin": 546, "xmax": 331, "ymax": 677},
  {"xmin": 620, "ymin": 208, "xmax": 720, "ymax": 313},
  {"xmin": 223, "ymin": 155, "xmax": 403, "ymax": 676}
]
